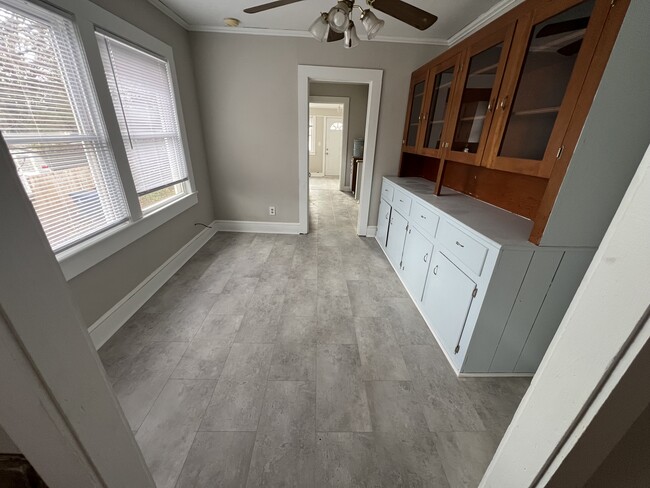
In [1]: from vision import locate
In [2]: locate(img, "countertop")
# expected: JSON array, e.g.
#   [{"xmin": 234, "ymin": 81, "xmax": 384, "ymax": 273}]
[{"xmin": 384, "ymin": 176, "xmax": 537, "ymax": 249}]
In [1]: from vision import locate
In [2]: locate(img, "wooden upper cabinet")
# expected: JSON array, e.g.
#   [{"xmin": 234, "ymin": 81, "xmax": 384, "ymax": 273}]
[
  {"xmin": 444, "ymin": 22, "xmax": 517, "ymax": 166},
  {"xmin": 483, "ymin": 0, "xmax": 611, "ymax": 177},
  {"xmin": 402, "ymin": 68, "xmax": 429, "ymax": 153},
  {"xmin": 420, "ymin": 54, "xmax": 462, "ymax": 159}
]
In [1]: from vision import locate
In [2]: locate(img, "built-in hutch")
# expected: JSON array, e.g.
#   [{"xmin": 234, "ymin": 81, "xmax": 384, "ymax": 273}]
[{"xmin": 377, "ymin": 0, "xmax": 631, "ymax": 375}]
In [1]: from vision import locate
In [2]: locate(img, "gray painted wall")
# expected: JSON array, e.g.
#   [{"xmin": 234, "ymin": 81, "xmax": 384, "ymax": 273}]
[
  {"xmin": 310, "ymin": 83, "xmax": 368, "ymax": 187},
  {"xmin": 540, "ymin": 0, "xmax": 650, "ymax": 247},
  {"xmin": 190, "ymin": 32, "xmax": 443, "ymax": 225},
  {"xmin": 63, "ymin": 0, "xmax": 215, "ymax": 327}
]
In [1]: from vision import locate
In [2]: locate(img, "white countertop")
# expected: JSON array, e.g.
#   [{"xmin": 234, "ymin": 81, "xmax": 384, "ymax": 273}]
[{"xmin": 385, "ymin": 176, "xmax": 537, "ymax": 249}]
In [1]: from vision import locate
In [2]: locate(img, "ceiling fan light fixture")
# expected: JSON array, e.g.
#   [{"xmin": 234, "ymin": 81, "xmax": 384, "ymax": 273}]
[
  {"xmin": 309, "ymin": 13, "xmax": 329, "ymax": 42},
  {"xmin": 360, "ymin": 9, "xmax": 384, "ymax": 40},
  {"xmin": 328, "ymin": 1, "xmax": 351, "ymax": 34},
  {"xmin": 344, "ymin": 20, "xmax": 360, "ymax": 49}
]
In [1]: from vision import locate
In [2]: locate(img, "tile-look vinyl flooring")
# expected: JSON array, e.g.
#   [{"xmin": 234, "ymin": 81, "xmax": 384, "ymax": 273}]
[{"xmin": 99, "ymin": 176, "xmax": 530, "ymax": 488}]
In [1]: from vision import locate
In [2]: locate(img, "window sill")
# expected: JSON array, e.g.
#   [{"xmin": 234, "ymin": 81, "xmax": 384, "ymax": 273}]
[{"xmin": 57, "ymin": 191, "xmax": 198, "ymax": 281}]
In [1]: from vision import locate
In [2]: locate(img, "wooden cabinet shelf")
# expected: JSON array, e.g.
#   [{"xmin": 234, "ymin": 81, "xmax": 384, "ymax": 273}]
[
  {"xmin": 512, "ymin": 107, "xmax": 561, "ymax": 116},
  {"xmin": 398, "ymin": 0, "xmax": 629, "ymax": 244}
]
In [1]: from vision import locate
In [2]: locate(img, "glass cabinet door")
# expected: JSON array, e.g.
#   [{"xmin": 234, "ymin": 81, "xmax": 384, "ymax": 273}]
[
  {"xmin": 445, "ymin": 24, "xmax": 516, "ymax": 166},
  {"xmin": 402, "ymin": 70, "xmax": 428, "ymax": 152},
  {"xmin": 484, "ymin": 0, "xmax": 609, "ymax": 177},
  {"xmin": 422, "ymin": 55, "xmax": 460, "ymax": 158}
]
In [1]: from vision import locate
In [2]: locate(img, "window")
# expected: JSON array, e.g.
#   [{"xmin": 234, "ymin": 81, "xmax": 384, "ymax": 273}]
[
  {"xmin": 96, "ymin": 32, "xmax": 188, "ymax": 211},
  {"xmin": 0, "ymin": 0, "xmax": 128, "ymax": 252},
  {"xmin": 330, "ymin": 122, "xmax": 343, "ymax": 131},
  {"xmin": 0, "ymin": 0, "xmax": 194, "ymax": 274},
  {"xmin": 308, "ymin": 116, "xmax": 315, "ymax": 155}
]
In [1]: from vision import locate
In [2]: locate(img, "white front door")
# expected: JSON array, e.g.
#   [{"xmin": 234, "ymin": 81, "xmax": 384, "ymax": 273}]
[{"xmin": 324, "ymin": 116, "xmax": 343, "ymax": 176}]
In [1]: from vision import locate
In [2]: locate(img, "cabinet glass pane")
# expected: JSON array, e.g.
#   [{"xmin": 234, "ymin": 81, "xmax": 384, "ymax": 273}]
[
  {"xmin": 425, "ymin": 67, "xmax": 455, "ymax": 149},
  {"xmin": 499, "ymin": 0, "xmax": 596, "ymax": 160},
  {"xmin": 406, "ymin": 80, "xmax": 425, "ymax": 146},
  {"xmin": 451, "ymin": 43, "xmax": 503, "ymax": 154}
]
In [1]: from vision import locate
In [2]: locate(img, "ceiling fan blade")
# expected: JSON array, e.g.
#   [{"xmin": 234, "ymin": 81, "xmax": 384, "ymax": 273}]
[
  {"xmin": 244, "ymin": 0, "xmax": 304, "ymax": 14},
  {"xmin": 327, "ymin": 29, "xmax": 344, "ymax": 42},
  {"xmin": 536, "ymin": 17, "xmax": 590, "ymax": 38},
  {"xmin": 557, "ymin": 39, "xmax": 583, "ymax": 56},
  {"xmin": 369, "ymin": 0, "xmax": 437, "ymax": 31}
]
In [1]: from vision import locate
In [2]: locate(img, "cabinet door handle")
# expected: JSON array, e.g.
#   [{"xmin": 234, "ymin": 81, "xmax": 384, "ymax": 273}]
[
  {"xmin": 424, "ymin": 253, "xmax": 429, "ymax": 263},
  {"xmin": 420, "ymin": 214, "xmax": 426, "ymax": 220},
  {"xmin": 456, "ymin": 241, "xmax": 465, "ymax": 248},
  {"xmin": 487, "ymin": 98, "xmax": 495, "ymax": 112},
  {"xmin": 433, "ymin": 265, "xmax": 438, "ymax": 275},
  {"xmin": 500, "ymin": 96, "xmax": 509, "ymax": 111},
  {"xmin": 399, "ymin": 199, "xmax": 404, "ymax": 203},
  {"xmin": 385, "ymin": 212, "xmax": 389, "ymax": 220}
]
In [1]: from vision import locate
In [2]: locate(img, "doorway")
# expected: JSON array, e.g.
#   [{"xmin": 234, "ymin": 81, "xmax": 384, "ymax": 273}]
[
  {"xmin": 308, "ymin": 98, "xmax": 349, "ymax": 187},
  {"xmin": 298, "ymin": 66, "xmax": 383, "ymax": 235}
]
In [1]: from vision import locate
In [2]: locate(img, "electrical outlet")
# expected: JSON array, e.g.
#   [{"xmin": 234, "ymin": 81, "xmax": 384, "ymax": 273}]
[{"xmin": 269, "ymin": 206, "xmax": 276, "ymax": 216}]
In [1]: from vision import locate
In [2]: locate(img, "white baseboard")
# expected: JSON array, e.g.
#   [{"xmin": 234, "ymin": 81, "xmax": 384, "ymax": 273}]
[
  {"xmin": 365, "ymin": 226, "xmax": 377, "ymax": 238},
  {"xmin": 88, "ymin": 221, "xmax": 218, "ymax": 349},
  {"xmin": 214, "ymin": 220, "xmax": 302, "ymax": 234}
]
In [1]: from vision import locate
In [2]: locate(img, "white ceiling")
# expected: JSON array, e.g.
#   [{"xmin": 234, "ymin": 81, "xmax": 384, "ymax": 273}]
[{"xmin": 153, "ymin": 0, "xmax": 517, "ymax": 44}]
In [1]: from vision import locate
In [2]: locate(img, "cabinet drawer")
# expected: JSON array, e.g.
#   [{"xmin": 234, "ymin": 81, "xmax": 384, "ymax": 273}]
[
  {"xmin": 392, "ymin": 189, "xmax": 412, "ymax": 217},
  {"xmin": 381, "ymin": 181, "xmax": 394, "ymax": 203},
  {"xmin": 412, "ymin": 203, "xmax": 439, "ymax": 238},
  {"xmin": 438, "ymin": 220, "xmax": 488, "ymax": 276}
]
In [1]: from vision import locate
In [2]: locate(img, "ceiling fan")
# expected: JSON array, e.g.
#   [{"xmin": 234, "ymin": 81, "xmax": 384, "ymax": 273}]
[{"xmin": 243, "ymin": 0, "xmax": 438, "ymax": 48}]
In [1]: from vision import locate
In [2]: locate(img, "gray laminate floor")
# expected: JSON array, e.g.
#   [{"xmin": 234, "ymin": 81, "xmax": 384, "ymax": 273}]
[{"xmin": 99, "ymin": 176, "xmax": 530, "ymax": 488}]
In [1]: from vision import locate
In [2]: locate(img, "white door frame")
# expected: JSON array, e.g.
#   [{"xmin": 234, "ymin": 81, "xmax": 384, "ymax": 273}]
[
  {"xmin": 298, "ymin": 66, "xmax": 383, "ymax": 235},
  {"xmin": 309, "ymin": 96, "xmax": 350, "ymax": 189},
  {"xmin": 0, "ymin": 135, "xmax": 154, "ymax": 486},
  {"xmin": 324, "ymin": 115, "xmax": 343, "ymax": 178},
  {"xmin": 307, "ymin": 113, "xmax": 323, "ymax": 177}
]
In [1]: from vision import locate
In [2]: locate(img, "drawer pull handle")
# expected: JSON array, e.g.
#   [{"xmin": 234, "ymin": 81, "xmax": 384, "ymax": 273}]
[
  {"xmin": 420, "ymin": 215, "xmax": 426, "ymax": 219},
  {"xmin": 399, "ymin": 199, "xmax": 404, "ymax": 203},
  {"xmin": 424, "ymin": 253, "xmax": 429, "ymax": 263},
  {"xmin": 456, "ymin": 241, "xmax": 465, "ymax": 248},
  {"xmin": 433, "ymin": 265, "xmax": 438, "ymax": 275}
]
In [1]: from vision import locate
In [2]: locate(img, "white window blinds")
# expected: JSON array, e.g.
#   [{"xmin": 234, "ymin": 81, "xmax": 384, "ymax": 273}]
[
  {"xmin": 96, "ymin": 32, "xmax": 188, "ymax": 202},
  {"xmin": 0, "ymin": 0, "xmax": 128, "ymax": 252}
]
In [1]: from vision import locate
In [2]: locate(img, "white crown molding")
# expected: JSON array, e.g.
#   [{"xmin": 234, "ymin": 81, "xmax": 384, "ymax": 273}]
[
  {"xmin": 148, "ymin": 0, "xmax": 520, "ymax": 47},
  {"xmin": 190, "ymin": 25, "xmax": 312, "ymax": 38},
  {"xmin": 190, "ymin": 24, "xmax": 448, "ymax": 45},
  {"xmin": 447, "ymin": 0, "xmax": 527, "ymax": 46},
  {"xmin": 148, "ymin": 0, "xmax": 190, "ymax": 30},
  {"xmin": 370, "ymin": 35, "xmax": 448, "ymax": 46}
]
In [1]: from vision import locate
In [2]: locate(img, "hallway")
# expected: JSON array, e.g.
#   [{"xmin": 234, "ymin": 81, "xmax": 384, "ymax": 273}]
[{"xmin": 98, "ymin": 177, "xmax": 529, "ymax": 487}]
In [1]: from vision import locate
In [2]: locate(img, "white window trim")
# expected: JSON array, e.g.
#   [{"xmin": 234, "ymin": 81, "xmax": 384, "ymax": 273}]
[
  {"xmin": 308, "ymin": 115, "xmax": 316, "ymax": 156},
  {"xmin": 17, "ymin": 0, "xmax": 197, "ymax": 280}
]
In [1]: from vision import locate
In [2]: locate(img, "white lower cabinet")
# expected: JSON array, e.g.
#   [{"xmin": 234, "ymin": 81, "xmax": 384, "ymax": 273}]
[
  {"xmin": 398, "ymin": 225, "xmax": 433, "ymax": 301},
  {"xmin": 376, "ymin": 199, "xmax": 391, "ymax": 248},
  {"xmin": 376, "ymin": 176, "xmax": 595, "ymax": 375},
  {"xmin": 421, "ymin": 251, "xmax": 476, "ymax": 371},
  {"xmin": 386, "ymin": 210, "xmax": 408, "ymax": 266}
]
